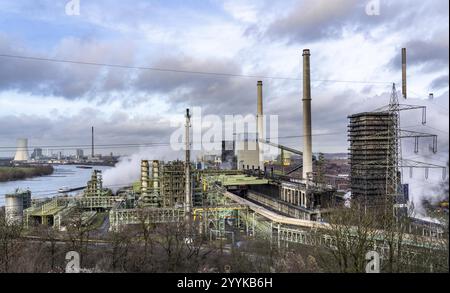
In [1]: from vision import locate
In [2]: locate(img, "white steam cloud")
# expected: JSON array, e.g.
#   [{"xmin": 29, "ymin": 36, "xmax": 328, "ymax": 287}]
[
  {"xmin": 399, "ymin": 91, "xmax": 449, "ymax": 218},
  {"xmin": 102, "ymin": 147, "xmax": 184, "ymax": 192}
]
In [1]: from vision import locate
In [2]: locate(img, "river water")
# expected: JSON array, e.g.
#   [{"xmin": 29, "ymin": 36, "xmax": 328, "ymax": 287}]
[{"xmin": 0, "ymin": 165, "xmax": 111, "ymax": 206}]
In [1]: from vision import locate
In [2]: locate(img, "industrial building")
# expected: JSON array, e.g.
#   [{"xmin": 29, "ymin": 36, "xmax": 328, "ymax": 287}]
[
  {"xmin": 348, "ymin": 112, "xmax": 396, "ymax": 199},
  {"xmin": 30, "ymin": 148, "xmax": 43, "ymax": 160},
  {"xmin": 237, "ymin": 139, "xmax": 259, "ymax": 171},
  {"xmin": 3, "ymin": 48, "xmax": 446, "ymax": 269}
]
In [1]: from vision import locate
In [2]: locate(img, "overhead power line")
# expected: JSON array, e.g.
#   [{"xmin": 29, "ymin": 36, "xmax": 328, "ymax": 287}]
[
  {"xmin": 0, "ymin": 132, "xmax": 346, "ymax": 152},
  {"xmin": 0, "ymin": 53, "xmax": 392, "ymax": 84}
]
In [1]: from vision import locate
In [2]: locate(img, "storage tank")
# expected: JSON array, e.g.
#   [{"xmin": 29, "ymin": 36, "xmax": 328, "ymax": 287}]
[{"xmin": 4, "ymin": 190, "xmax": 31, "ymax": 224}]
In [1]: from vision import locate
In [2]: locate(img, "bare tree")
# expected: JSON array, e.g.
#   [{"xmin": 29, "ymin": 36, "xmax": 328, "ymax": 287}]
[
  {"xmin": 136, "ymin": 208, "xmax": 156, "ymax": 270},
  {"xmin": 64, "ymin": 206, "xmax": 94, "ymax": 266},
  {"xmin": 152, "ymin": 220, "xmax": 215, "ymax": 272},
  {"xmin": 0, "ymin": 213, "xmax": 23, "ymax": 272},
  {"xmin": 320, "ymin": 198, "xmax": 380, "ymax": 273},
  {"xmin": 107, "ymin": 226, "xmax": 134, "ymax": 272}
]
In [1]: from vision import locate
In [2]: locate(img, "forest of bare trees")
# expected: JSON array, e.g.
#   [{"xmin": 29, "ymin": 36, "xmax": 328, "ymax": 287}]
[{"xmin": 0, "ymin": 202, "xmax": 448, "ymax": 273}]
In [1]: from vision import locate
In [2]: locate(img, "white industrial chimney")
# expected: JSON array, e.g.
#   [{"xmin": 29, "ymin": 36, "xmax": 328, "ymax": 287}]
[
  {"xmin": 13, "ymin": 138, "xmax": 29, "ymax": 161},
  {"xmin": 302, "ymin": 49, "xmax": 313, "ymax": 180}
]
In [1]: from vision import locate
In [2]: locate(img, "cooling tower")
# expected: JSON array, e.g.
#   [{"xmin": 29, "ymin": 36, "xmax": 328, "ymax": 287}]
[{"xmin": 13, "ymin": 138, "xmax": 29, "ymax": 161}]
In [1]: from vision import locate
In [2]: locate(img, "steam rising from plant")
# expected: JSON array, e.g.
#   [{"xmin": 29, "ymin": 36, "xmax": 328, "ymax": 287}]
[{"xmin": 102, "ymin": 148, "xmax": 184, "ymax": 192}]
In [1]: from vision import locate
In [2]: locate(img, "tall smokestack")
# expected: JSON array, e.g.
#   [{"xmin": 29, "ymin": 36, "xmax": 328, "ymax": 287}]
[
  {"xmin": 302, "ymin": 49, "xmax": 313, "ymax": 180},
  {"xmin": 257, "ymin": 81, "xmax": 264, "ymax": 169},
  {"xmin": 185, "ymin": 109, "xmax": 192, "ymax": 222},
  {"xmin": 91, "ymin": 126, "xmax": 94, "ymax": 157},
  {"xmin": 402, "ymin": 48, "xmax": 407, "ymax": 99}
]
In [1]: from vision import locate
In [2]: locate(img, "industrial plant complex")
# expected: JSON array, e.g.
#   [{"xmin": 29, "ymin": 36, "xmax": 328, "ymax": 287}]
[{"xmin": 2, "ymin": 48, "xmax": 448, "ymax": 274}]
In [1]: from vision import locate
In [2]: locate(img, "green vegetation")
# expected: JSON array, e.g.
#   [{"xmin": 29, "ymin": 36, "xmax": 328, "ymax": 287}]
[{"xmin": 0, "ymin": 165, "xmax": 54, "ymax": 182}]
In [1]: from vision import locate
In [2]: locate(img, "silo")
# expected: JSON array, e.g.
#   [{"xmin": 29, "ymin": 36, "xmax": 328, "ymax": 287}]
[
  {"xmin": 5, "ymin": 193, "xmax": 24, "ymax": 224},
  {"xmin": 13, "ymin": 138, "xmax": 29, "ymax": 161}
]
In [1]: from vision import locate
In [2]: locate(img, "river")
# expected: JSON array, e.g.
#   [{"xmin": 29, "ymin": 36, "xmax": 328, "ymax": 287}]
[{"xmin": 0, "ymin": 165, "xmax": 112, "ymax": 206}]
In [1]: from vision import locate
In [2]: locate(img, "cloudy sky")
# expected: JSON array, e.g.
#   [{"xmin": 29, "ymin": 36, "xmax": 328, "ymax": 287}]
[{"xmin": 0, "ymin": 0, "xmax": 448, "ymax": 165}]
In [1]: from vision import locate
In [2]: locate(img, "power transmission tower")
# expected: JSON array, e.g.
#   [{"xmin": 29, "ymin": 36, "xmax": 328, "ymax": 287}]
[{"xmin": 385, "ymin": 83, "xmax": 402, "ymax": 201}]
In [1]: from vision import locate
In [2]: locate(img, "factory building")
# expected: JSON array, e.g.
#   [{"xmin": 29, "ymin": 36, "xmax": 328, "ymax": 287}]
[
  {"xmin": 237, "ymin": 139, "xmax": 260, "ymax": 171},
  {"xmin": 348, "ymin": 112, "xmax": 397, "ymax": 199},
  {"xmin": 30, "ymin": 148, "xmax": 43, "ymax": 160},
  {"xmin": 140, "ymin": 160, "xmax": 186, "ymax": 207},
  {"xmin": 161, "ymin": 161, "xmax": 186, "ymax": 207}
]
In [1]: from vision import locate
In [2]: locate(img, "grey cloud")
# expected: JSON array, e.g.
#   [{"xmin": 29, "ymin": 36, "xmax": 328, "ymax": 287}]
[
  {"xmin": 264, "ymin": 0, "xmax": 361, "ymax": 43},
  {"xmin": 261, "ymin": 0, "xmax": 448, "ymax": 44},
  {"xmin": 0, "ymin": 35, "xmax": 135, "ymax": 100},
  {"xmin": 430, "ymin": 75, "xmax": 449, "ymax": 90},
  {"xmin": 0, "ymin": 33, "xmax": 257, "ymax": 114},
  {"xmin": 388, "ymin": 35, "xmax": 449, "ymax": 72},
  {"xmin": 134, "ymin": 55, "xmax": 258, "ymax": 115},
  {"xmin": 134, "ymin": 56, "xmax": 243, "ymax": 93}
]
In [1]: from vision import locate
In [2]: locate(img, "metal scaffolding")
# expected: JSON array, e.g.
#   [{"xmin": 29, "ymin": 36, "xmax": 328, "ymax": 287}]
[{"xmin": 348, "ymin": 84, "xmax": 446, "ymax": 205}]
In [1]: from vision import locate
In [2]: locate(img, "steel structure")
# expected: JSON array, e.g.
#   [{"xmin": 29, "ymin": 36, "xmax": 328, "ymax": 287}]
[
  {"xmin": 349, "ymin": 83, "xmax": 446, "ymax": 205},
  {"xmin": 84, "ymin": 169, "xmax": 104, "ymax": 197}
]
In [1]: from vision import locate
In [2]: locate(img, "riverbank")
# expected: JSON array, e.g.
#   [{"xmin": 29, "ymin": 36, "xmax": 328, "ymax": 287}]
[{"xmin": 0, "ymin": 165, "xmax": 54, "ymax": 182}]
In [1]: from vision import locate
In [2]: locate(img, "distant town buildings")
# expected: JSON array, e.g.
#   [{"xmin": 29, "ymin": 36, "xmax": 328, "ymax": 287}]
[
  {"xmin": 76, "ymin": 149, "xmax": 84, "ymax": 159},
  {"xmin": 30, "ymin": 148, "xmax": 43, "ymax": 160}
]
